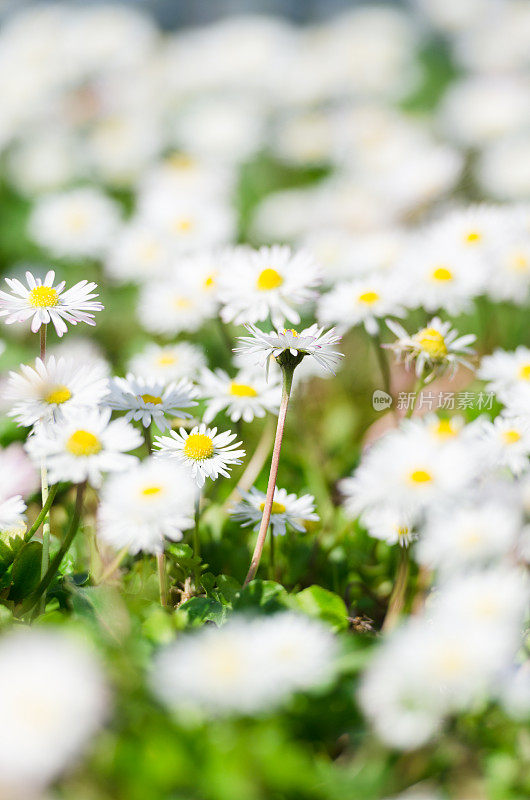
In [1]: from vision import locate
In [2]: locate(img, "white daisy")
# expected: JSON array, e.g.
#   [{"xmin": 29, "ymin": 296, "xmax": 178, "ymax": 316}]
[
  {"xmin": 28, "ymin": 187, "xmax": 121, "ymax": 259},
  {"xmin": 234, "ymin": 324, "xmax": 343, "ymax": 375},
  {"xmin": 6, "ymin": 356, "xmax": 108, "ymax": 427},
  {"xmin": 317, "ymin": 276, "xmax": 405, "ymax": 335},
  {"xmin": 0, "ymin": 270, "xmax": 103, "ymax": 337},
  {"xmin": 200, "ymin": 368, "xmax": 281, "ymax": 424},
  {"xmin": 0, "ymin": 629, "xmax": 107, "ymax": 792},
  {"xmin": 25, "ymin": 408, "xmax": 141, "ymax": 487},
  {"xmin": 384, "ymin": 317, "xmax": 476, "ymax": 380},
  {"xmin": 128, "ymin": 341, "xmax": 206, "ymax": 383},
  {"xmin": 360, "ymin": 506, "xmax": 415, "ymax": 547},
  {"xmin": 230, "ymin": 486, "xmax": 319, "ymax": 537},
  {"xmin": 478, "ymin": 346, "xmax": 530, "ymax": 396},
  {"xmin": 138, "ymin": 193, "xmax": 235, "ymax": 253},
  {"xmin": 475, "ymin": 414, "xmax": 530, "ymax": 475},
  {"xmin": 97, "ymin": 458, "xmax": 196, "ymax": 555},
  {"xmin": 104, "ymin": 374, "xmax": 197, "ymax": 430},
  {"xmin": 218, "ymin": 245, "xmax": 321, "ymax": 327},
  {"xmin": 137, "ymin": 273, "xmax": 216, "ymax": 336},
  {"xmin": 0, "ymin": 495, "xmax": 26, "ymax": 532},
  {"xmin": 105, "ymin": 221, "xmax": 173, "ymax": 284},
  {"xmin": 154, "ymin": 423, "xmax": 245, "ymax": 488},
  {"xmin": 485, "ymin": 235, "xmax": 530, "ymax": 305}
]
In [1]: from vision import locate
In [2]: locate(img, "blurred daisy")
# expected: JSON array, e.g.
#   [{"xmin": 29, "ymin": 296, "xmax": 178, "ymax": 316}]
[
  {"xmin": 154, "ymin": 423, "xmax": 244, "ymax": 488},
  {"xmin": 6, "ymin": 356, "xmax": 108, "ymax": 427},
  {"xmin": 137, "ymin": 273, "xmax": 216, "ymax": 336},
  {"xmin": 0, "ymin": 495, "xmax": 26, "ymax": 532},
  {"xmin": 28, "ymin": 187, "xmax": 121, "ymax": 259},
  {"xmin": 0, "ymin": 629, "xmax": 107, "ymax": 793},
  {"xmin": 360, "ymin": 506, "xmax": 415, "ymax": 546},
  {"xmin": 104, "ymin": 374, "xmax": 197, "ymax": 430},
  {"xmin": 0, "ymin": 270, "xmax": 103, "ymax": 336},
  {"xmin": 139, "ymin": 193, "xmax": 235, "ymax": 252},
  {"xmin": 234, "ymin": 324, "xmax": 343, "ymax": 374},
  {"xmin": 200, "ymin": 368, "xmax": 281, "ymax": 424},
  {"xmin": 384, "ymin": 317, "xmax": 475, "ymax": 380},
  {"xmin": 485, "ymin": 236, "xmax": 530, "ymax": 305},
  {"xmin": 476, "ymin": 414, "xmax": 530, "ymax": 475},
  {"xmin": 97, "ymin": 458, "xmax": 196, "ymax": 554},
  {"xmin": 219, "ymin": 245, "xmax": 320, "ymax": 327},
  {"xmin": 479, "ymin": 346, "xmax": 530, "ymax": 395},
  {"xmin": 317, "ymin": 276, "xmax": 405, "ymax": 335},
  {"xmin": 231, "ymin": 486, "xmax": 319, "ymax": 537},
  {"xmin": 105, "ymin": 221, "xmax": 173, "ymax": 283},
  {"xmin": 128, "ymin": 341, "xmax": 206, "ymax": 383},
  {"xmin": 26, "ymin": 407, "xmax": 141, "ymax": 487}
]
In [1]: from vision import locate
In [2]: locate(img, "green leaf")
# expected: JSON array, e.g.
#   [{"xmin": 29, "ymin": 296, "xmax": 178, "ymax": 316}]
[
  {"xmin": 233, "ymin": 580, "xmax": 289, "ymax": 614},
  {"xmin": 178, "ymin": 596, "xmax": 227, "ymax": 627},
  {"xmin": 9, "ymin": 541, "xmax": 42, "ymax": 602},
  {"xmin": 290, "ymin": 585, "xmax": 349, "ymax": 631},
  {"xmin": 215, "ymin": 574, "xmax": 241, "ymax": 605}
]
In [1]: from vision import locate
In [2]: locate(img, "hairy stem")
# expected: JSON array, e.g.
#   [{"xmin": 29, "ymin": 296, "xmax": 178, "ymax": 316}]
[{"xmin": 24, "ymin": 484, "xmax": 58, "ymax": 543}]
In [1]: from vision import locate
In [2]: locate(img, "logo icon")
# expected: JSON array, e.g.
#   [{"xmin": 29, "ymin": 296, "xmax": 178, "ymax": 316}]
[{"xmin": 372, "ymin": 390, "xmax": 392, "ymax": 411}]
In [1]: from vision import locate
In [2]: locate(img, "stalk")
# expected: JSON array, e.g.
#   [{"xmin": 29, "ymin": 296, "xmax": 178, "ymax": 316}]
[
  {"xmin": 244, "ymin": 359, "xmax": 297, "ymax": 586},
  {"xmin": 371, "ymin": 329, "xmax": 392, "ymax": 399},
  {"xmin": 382, "ymin": 545, "xmax": 410, "ymax": 632},
  {"xmin": 24, "ymin": 484, "xmax": 58, "ymax": 543},
  {"xmin": 223, "ymin": 417, "xmax": 275, "ymax": 511},
  {"xmin": 193, "ymin": 491, "xmax": 201, "ymax": 589},
  {"xmin": 157, "ymin": 553, "xmax": 168, "ymax": 606},
  {"xmin": 38, "ymin": 324, "xmax": 51, "ymax": 612}
]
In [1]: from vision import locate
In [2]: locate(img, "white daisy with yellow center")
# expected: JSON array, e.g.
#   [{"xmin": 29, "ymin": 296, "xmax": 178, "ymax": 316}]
[
  {"xmin": 128, "ymin": 341, "xmax": 206, "ymax": 383},
  {"xmin": 0, "ymin": 270, "xmax": 104, "ymax": 337},
  {"xmin": 137, "ymin": 271, "xmax": 217, "ymax": 336},
  {"xmin": 105, "ymin": 222, "xmax": 173, "ymax": 283},
  {"xmin": 154, "ymin": 423, "xmax": 245, "ymax": 488},
  {"xmin": 478, "ymin": 414, "xmax": 530, "ymax": 475},
  {"xmin": 219, "ymin": 244, "xmax": 321, "ymax": 327},
  {"xmin": 28, "ymin": 187, "xmax": 121, "ymax": 259},
  {"xmin": 97, "ymin": 458, "xmax": 196, "ymax": 555},
  {"xmin": 385, "ymin": 317, "xmax": 475, "ymax": 380},
  {"xmin": 104, "ymin": 373, "xmax": 197, "ymax": 430},
  {"xmin": 317, "ymin": 275, "xmax": 406, "ymax": 335},
  {"xmin": 25, "ymin": 408, "xmax": 142, "ymax": 487},
  {"xmin": 200, "ymin": 367, "xmax": 281, "ymax": 424},
  {"xmin": 360, "ymin": 506, "xmax": 415, "ymax": 547},
  {"xmin": 479, "ymin": 346, "xmax": 530, "ymax": 397},
  {"xmin": 6, "ymin": 356, "xmax": 108, "ymax": 427},
  {"xmin": 231, "ymin": 486, "xmax": 319, "ymax": 537},
  {"xmin": 235, "ymin": 323, "xmax": 343, "ymax": 375}
]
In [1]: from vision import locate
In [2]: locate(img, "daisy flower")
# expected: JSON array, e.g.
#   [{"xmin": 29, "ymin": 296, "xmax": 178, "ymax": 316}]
[
  {"xmin": 199, "ymin": 367, "xmax": 281, "ymax": 424},
  {"xmin": 234, "ymin": 324, "xmax": 343, "ymax": 375},
  {"xmin": 0, "ymin": 270, "xmax": 104, "ymax": 337},
  {"xmin": 104, "ymin": 374, "xmax": 197, "ymax": 430},
  {"xmin": 0, "ymin": 495, "xmax": 26, "ymax": 532},
  {"xmin": 128, "ymin": 341, "xmax": 206, "ymax": 383},
  {"xmin": 230, "ymin": 486, "xmax": 319, "ymax": 537},
  {"xmin": 105, "ymin": 221, "xmax": 173, "ymax": 284},
  {"xmin": 97, "ymin": 458, "xmax": 196, "ymax": 555},
  {"xmin": 137, "ymin": 273, "xmax": 216, "ymax": 336},
  {"xmin": 25, "ymin": 407, "xmax": 142, "ymax": 487},
  {"xmin": 317, "ymin": 275, "xmax": 406, "ymax": 335},
  {"xmin": 0, "ymin": 629, "xmax": 107, "ymax": 792},
  {"xmin": 28, "ymin": 187, "xmax": 121, "ymax": 259},
  {"xmin": 475, "ymin": 414, "xmax": 530, "ymax": 475},
  {"xmin": 218, "ymin": 245, "xmax": 321, "ymax": 327},
  {"xmin": 360, "ymin": 506, "xmax": 415, "ymax": 547},
  {"xmin": 154, "ymin": 423, "xmax": 245, "ymax": 488},
  {"xmin": 478, "ymin": 346, "xmax": 530, "ymax": 395},
  {"xmin": 384, "ymin": 317, "xmax": 476, "ymax": 380},
  {"xmin": 6, "ymin": 356, "xmax": 108, "ymax": 427}
]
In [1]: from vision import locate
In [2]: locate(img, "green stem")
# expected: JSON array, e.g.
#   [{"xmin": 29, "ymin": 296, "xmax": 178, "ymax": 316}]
[
  {"xmin": 144, "ymin": 424, "xmax": 152, "ymax": 455},
  {"xmin": 157, "ymin": 553, "xmax": 168, "ymax": 606},
  {"xmin": 193, "ymin": 492, "xmax": 201, "ymax": 589},
  {"xmin": 406, "ymin": 375, "xmax": 427, "ymax": 419},
  {"xmin": 371, "ymin": 329, "xmax": 392, "ymax": 398},
  {"xmin": 27, "ymin": 481, "xmax": 86, "ymax": 615},
  {"xmin": 382, "ymin": 545, "xmax": 410, "ymax": 632},
  {"xmin": 38, "ymin": 325, "xmax": 50, "ymax": 613},
  {"xmin": 24, "ymin": 484, "xmax": 58, "ymax": 542},
  {"xmin": 269, "ymin": 527, "xmax": 275, "ymax": 581}
]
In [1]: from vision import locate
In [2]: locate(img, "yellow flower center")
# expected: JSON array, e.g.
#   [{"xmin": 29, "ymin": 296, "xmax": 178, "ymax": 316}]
[
  {"xmin": 508, "ymin": 252, "xmax": 529, "ymax": 273},
  {"xmin": 156, "ymin": 353, "xmax": 177, "ymax": 367},
  {"xmin": 431, "ymin": 266, "xmax": 453, "ymax": 282},
  {"xmin": 396, "ymin": 525, "xmax": 410, "ymax": 540},
  {"xmin": 139, "ymin": 242, "xmax": 161, "ymax": 264},
  {"xmin": 28, "ymin": 286, "xmax": 59, "ymax": 308},
  {"xmin": 172, "ymin": 216, "xmax": 194, "ymax": 234},
  {"xmin": 168, "ymin": 153, "xmax": 195, "ymax": 170},
  {"xmin": 256, "ymin": 268, "xmax": 283, "ymax": 291},
  {"xmin": 259, "ymin": 501, "xmax": 287, "ymax": 514},
  {"xmin": 357, "ymin": 290, "xmax": 380, "ymax": 305},
  {"xmin": 183, "ymin": 433, "xmax": 214, "ymax": 461},
  {"xmin": 230, "ymin": 382, "xmax": 257, "ymax": 397},
  {"xmin": 415, "ymin": 327, "xmax": 448, "ymax": 358},
  {"xmin": 408, "ymin": 469, "xmax": 433, "ymax": 484},
  {"xmin": 66, "ymin": 430, "xmax": 102, "ymax": 457},
  {"xmin": 66, "ymin": 209, "xmax": 88, "ymax": 232},
  {"xmin": 518, "ymin": 364, "xmax": 530, "ymax": 380},
  {"xmin": 282, "ymin": 329, "xmax": 299, "ymax": 337},
  {"xmin": 203, "ymin": 273, "xmax": 216, "ymax": 290},
  {"xmin": 502, "ymin": 429, "xmax": 521, "ymax": 445},
  {"xmin": 45, "ymin": 385, "xmax": 72, "ymax": 405},
  {"xmin": 464, "ymin": 230, "xmax": 482, "ymax": 245},
  {"xmin": 141, "ymin": 485, "xmax": 162, "ymax": 496},
  {"xmin": 173, "ymin": 296, "xmax": 192, "ymax": 310},
  {"xmin": 140, "ymin": 394, "xmax": 163, "ymax": 405},
  {"xmin": 432, "ymin": 419, "xmax": 457, "ymax": 439}
]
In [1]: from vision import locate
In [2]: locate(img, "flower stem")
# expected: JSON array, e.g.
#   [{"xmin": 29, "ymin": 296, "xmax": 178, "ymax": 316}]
[
  {"xmin": 244, "ymin": 364, "xmax": 294, "ymax": 586},
  {"xmin": 269, "ymin": 527, "xmax": 275, "ymax": 581},
  {"xmin": 382, "ymin": 545, "xmax": 410, "ymax": 632},
  {"xmin": 27, "ymin": 481, "xmax": 86, "ymax": 616},
  {"xmin": 223, "ymin": 417, "xmax": 275, "ymax": 511},
  {"xmin": 193, "ymin": 492, "xmax": 201, "ymax": 589},
  {"xmin": 38, "ymin": 324, "xmax": 51, "ymax": 613},
  {"xmin": 97, "ymin": 546, "xmax": 128, "ymax": 583},
  {"xmin": 157, "ymin": 553, "xmax": 168, "ymax": 606},
  {"xmin": 371, "ymin": 329, "xmax": 392, "ymax": 398},
  {"xmin": 24, "ymin": 484, "xmax": 58, "ymax": 543},
  {"xmin": 144, "ymin": 424, "xmax": 152, "ymax": 455}
]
